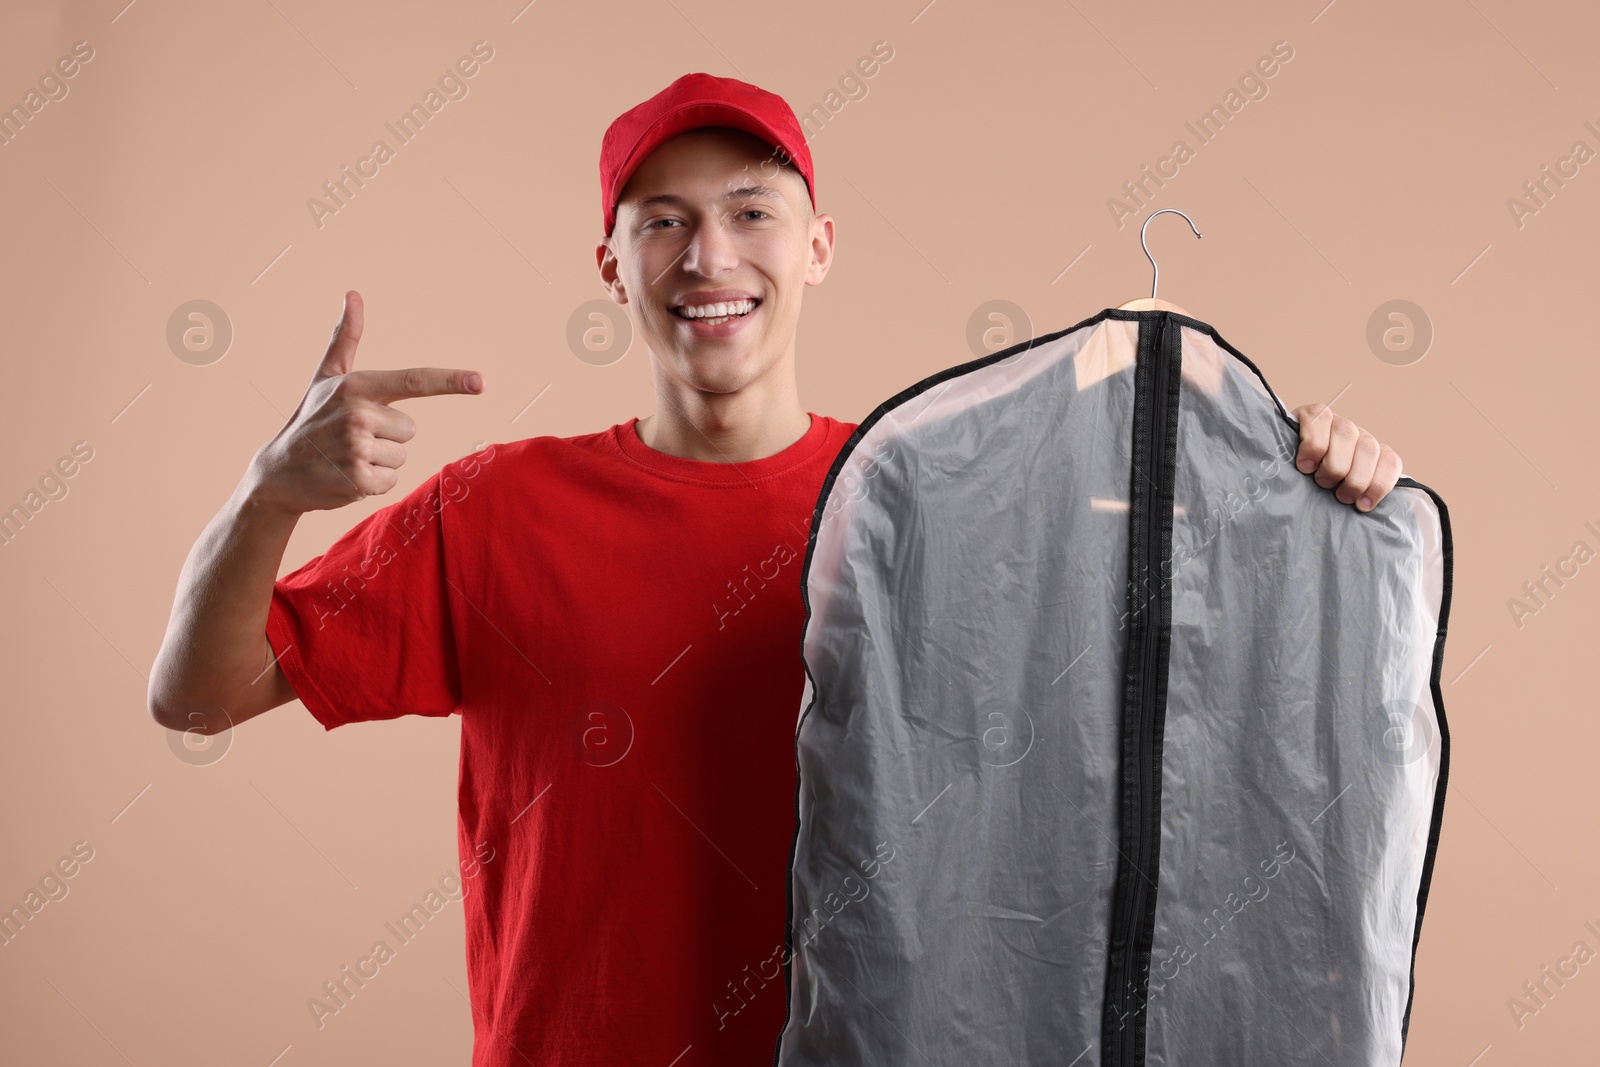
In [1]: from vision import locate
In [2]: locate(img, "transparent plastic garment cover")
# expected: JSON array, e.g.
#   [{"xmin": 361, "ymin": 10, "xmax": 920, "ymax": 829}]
[{"xmin": 775, "ymin": 308, "xmax": 1450, "ymax": 1067}]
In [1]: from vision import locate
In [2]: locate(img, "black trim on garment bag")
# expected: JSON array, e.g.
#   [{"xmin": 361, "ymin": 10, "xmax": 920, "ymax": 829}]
[{"xmin": 1391, "ymin": 476, "xmax": 1453, "ymax": 1057}]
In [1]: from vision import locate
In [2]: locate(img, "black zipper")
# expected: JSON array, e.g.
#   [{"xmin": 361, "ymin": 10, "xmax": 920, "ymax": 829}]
[{"xmin": 1101, "ymin": 312, "xmax": 1179, "ymax": 1067}]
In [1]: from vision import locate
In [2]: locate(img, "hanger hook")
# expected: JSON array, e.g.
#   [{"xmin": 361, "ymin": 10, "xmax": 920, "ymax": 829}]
[{"xmin": 1140, "ymin": 208, "xmax": 1203, "ymax": 300}]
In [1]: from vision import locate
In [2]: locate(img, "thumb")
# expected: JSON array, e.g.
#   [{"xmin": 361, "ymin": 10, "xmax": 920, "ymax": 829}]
[{"xmin": 315, "ymin": 290, "xmax": 363, "ymax": 380}]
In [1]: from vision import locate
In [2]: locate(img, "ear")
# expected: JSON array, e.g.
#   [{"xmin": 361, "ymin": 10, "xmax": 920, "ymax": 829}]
[
  {"xmin": 595, "ymin": 238, "xmax": 628, "ymax": 305},
  {"xmin": 805, "ymin": 213, "xmax": 836, "ymax": 287}
]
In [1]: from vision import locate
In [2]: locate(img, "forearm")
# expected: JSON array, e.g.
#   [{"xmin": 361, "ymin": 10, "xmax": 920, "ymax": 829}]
[{"xmin": 149, "ymin": 458, "xmax": 302, "ymax": 729}]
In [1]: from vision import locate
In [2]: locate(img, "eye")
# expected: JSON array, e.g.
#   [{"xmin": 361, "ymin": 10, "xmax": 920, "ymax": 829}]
[
  {"xmin": 646, "ymin": 217, "xmax": 682, "ymax": 230},
  {"xmin": 738, "ymin": 208, "xmax": 770, "ymax": 221}
]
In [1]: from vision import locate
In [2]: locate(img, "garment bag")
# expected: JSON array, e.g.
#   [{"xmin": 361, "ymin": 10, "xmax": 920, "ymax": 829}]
[{"xmin": 773, "ymin": 292, "xmax": 1451, "ymax": 1067}]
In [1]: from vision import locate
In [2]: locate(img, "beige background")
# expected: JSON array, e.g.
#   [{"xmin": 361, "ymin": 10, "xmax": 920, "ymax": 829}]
[{"xmin": 1, "ymin": 0, "xmax": 1595, "ymax": 1062}]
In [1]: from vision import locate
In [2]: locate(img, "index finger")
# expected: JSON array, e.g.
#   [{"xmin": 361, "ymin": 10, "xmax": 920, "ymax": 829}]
[{"xmin": 343, "ymin": 367, "xmax": 485, "ymax": 402}]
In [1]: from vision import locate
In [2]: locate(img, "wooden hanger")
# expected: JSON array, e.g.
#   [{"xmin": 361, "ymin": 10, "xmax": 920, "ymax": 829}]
[{"xmin": 1117, "ymin": 296, "xmax": 1193, "ymax": 314}]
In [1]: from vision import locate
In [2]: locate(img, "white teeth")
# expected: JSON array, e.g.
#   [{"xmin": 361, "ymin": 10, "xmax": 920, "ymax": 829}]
[{"xmin": 675, "ymin": 299, "xmax": 757, "ymax": 319}]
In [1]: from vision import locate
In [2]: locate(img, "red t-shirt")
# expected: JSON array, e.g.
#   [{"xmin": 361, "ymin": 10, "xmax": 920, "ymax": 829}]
[{"xmin": 265, "ymin": 412, "xmax": 857, "ymax": 1066}]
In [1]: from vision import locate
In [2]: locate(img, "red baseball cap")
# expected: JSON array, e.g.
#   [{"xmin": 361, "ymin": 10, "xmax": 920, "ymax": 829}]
[{"xmin": 599, "ymin": 72, "xmax": 816, "ymax": 237}]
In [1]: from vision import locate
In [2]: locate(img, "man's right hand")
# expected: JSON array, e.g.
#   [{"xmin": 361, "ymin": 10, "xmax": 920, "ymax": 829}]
[{"xmin": 248, "ymin": 290, "xmax": 485, "ymax": 515}]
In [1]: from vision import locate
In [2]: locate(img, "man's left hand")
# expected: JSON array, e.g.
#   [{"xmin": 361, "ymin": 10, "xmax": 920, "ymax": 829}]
[{"xmin": 1289, "ymin": 403, "xmax": 1403, "ymax": 513}]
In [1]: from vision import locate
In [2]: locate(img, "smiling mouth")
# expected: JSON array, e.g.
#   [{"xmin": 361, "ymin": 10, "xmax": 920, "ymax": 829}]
[{"xmin": 670, "ymin": 298, "xmax": 761, "ymax": 326}]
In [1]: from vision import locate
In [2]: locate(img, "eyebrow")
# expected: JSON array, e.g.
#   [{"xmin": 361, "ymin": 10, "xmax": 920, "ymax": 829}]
[{"xmin": 633, "ymin": 185, "xmax": 788, "ymax": 210}]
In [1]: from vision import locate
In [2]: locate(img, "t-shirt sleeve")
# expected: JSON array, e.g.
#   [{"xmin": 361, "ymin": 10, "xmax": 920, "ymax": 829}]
[{"xmin": 265, "ymin": 465, "xmax": 464, "ymax": 730}]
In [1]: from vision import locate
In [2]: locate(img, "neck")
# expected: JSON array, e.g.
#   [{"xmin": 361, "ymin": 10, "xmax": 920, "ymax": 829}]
[{"xmin": 635, "ymin": 361, "xmax": 811, "ymax": 464}]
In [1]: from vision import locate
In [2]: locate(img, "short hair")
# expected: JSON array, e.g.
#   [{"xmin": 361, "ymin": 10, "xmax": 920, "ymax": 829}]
[{"xmin": 777, "ymin": 160, "xmax": 815, "ymax": 217}]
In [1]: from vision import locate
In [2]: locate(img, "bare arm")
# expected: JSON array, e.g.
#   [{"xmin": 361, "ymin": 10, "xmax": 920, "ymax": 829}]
[
  {"xmin": 148, "ymin": 290, "xmax": 485, "ymax": 735},
  {"xmin": 148, "ymin": 477, "xmax": 303, "ymax": 734}
]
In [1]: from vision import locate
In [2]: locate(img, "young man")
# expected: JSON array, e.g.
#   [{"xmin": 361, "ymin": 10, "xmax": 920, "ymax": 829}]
[{"xmin": 148, "ymin": 73, "xmax": 1403, "ymax": 1066}]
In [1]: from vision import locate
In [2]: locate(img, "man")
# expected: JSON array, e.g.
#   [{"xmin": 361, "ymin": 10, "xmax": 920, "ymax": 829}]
[{"xmin": 148, "ymin": 72, "xmax": 1402, "ymax": 1066}]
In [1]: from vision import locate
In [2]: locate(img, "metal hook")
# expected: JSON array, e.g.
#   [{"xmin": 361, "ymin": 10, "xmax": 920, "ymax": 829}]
[{"xmin": 1140, "ymin": 209, "xmax": 1203, "ymax": 300}]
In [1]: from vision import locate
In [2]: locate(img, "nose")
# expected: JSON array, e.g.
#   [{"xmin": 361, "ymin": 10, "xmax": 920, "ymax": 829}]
[{"xmin": 679, "ymin": 211, "xmax": 740, "ymax": 278}]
